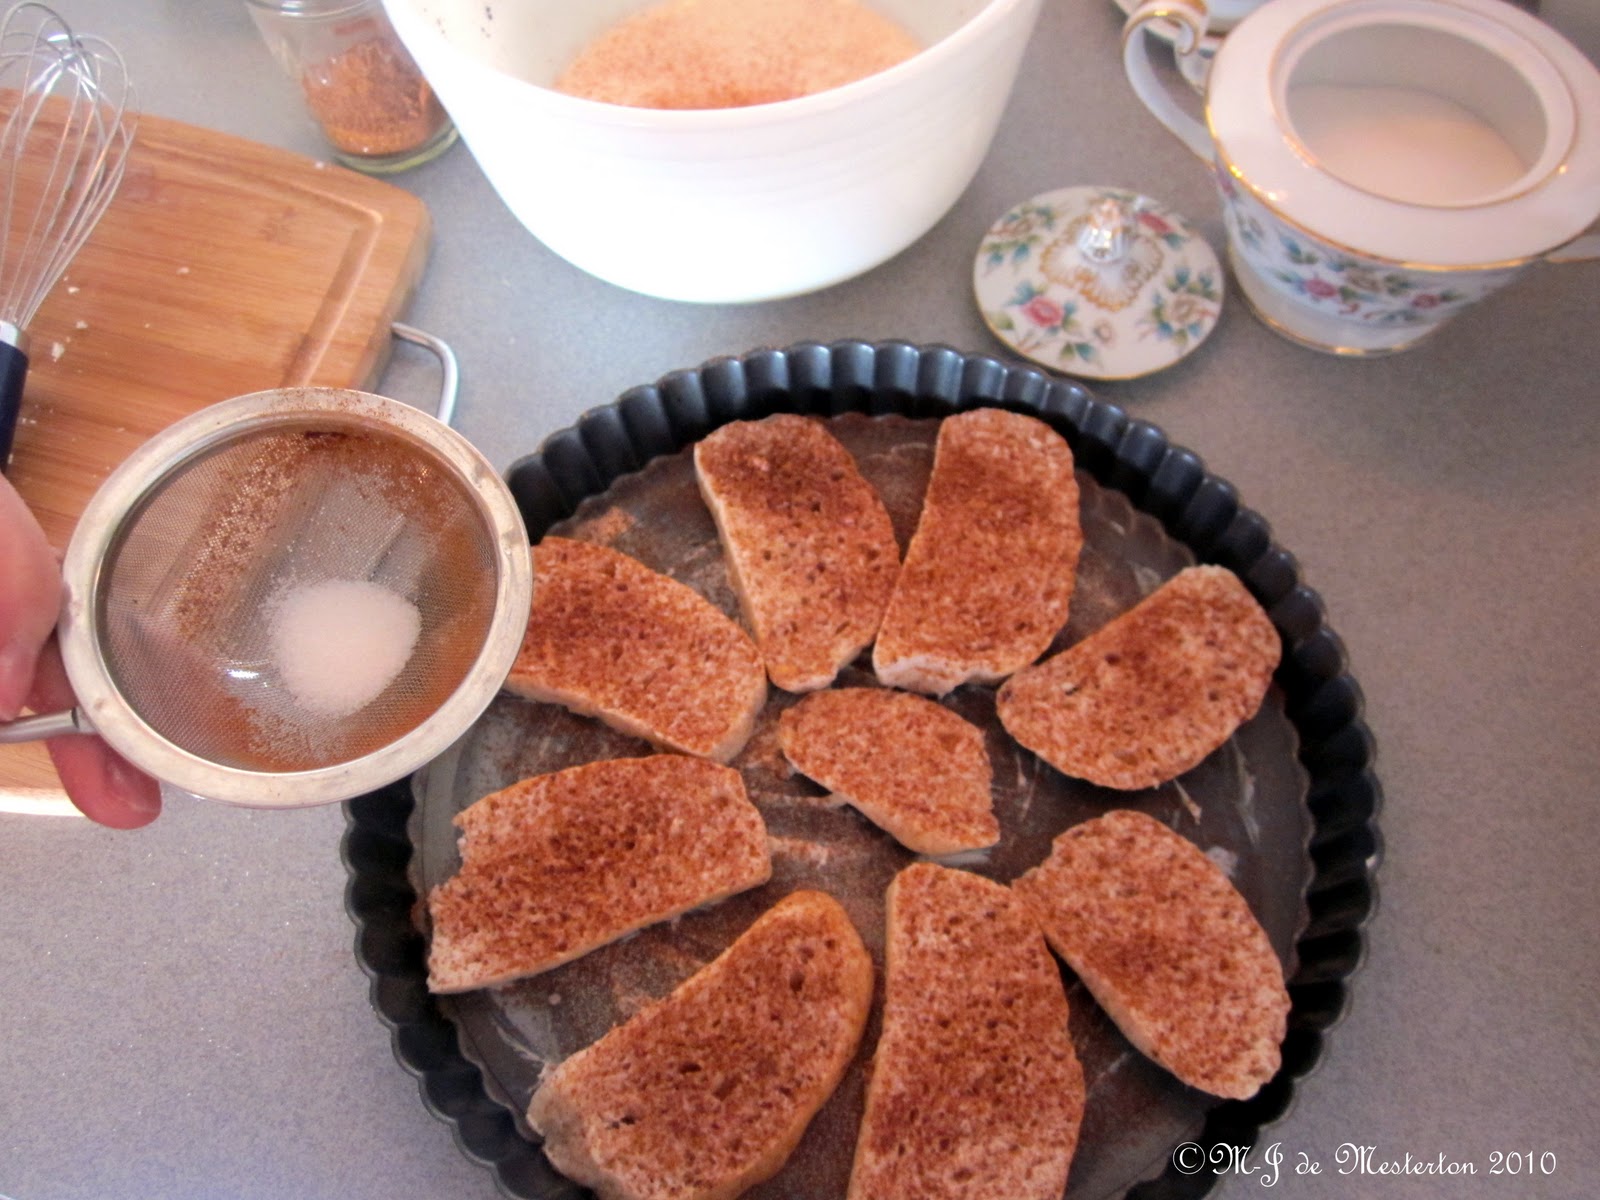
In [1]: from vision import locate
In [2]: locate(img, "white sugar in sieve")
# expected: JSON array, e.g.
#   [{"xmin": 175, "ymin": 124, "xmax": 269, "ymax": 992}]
[{"xmin": 1, "ymin": 387, "xmax": 532, "ymax": 807}]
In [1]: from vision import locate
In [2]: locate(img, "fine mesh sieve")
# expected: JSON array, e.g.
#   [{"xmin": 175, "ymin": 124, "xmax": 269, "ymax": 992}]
[{"xmin": 17, "ymin": 386, "xmax": 531, "ymax": 807}]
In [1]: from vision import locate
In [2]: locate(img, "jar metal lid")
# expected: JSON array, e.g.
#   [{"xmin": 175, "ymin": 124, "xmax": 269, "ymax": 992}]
[{"xmin": 243, "ymin": 0, "xmax": 377, "ymax": 16}]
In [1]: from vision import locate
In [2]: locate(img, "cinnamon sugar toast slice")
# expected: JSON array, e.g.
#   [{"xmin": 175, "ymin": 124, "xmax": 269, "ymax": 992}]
[
  {"xmin": 506, "ymin": 536, "xmax": 766, "ymax": 762},
  {"xmin": 778, "ymin": 687, "xmax": 998, "ymax": 855},
  {"xmin": 847, "ymin": 863, "xmax": 1084, "ymax": 1200},
  {"xmin": 873, "ymin": 408, "xmax": 1081, "ymax": 696},
  {"xmin": 527, "ymin": 890, "xmax": 873, "ymax": 1200},
  {"xmin": 694, "ymin": 414, "xmax": 900, "ymax": 693},
  {"xmin": 1012, "ymin": 809, "xmax": 1290, "ymax": 1100},
  {"xmin": 426, "ymin": 755, "xmax": 771, "ymax": 993},
  {"xmin": 997, "ymin": 564, "xmax": 1280, "ymax": 790}
]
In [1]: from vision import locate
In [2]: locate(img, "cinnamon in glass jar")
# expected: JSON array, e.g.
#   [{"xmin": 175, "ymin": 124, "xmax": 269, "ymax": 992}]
[{"xmin": 245, "ymin": 0, "xmax": 456, "ymax": 173}]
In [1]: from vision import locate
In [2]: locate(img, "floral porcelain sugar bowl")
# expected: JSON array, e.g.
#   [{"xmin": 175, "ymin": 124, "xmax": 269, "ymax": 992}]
[{"xmin": 1122, "ymin": 0, "xmax": 1600, "ymax": 354}]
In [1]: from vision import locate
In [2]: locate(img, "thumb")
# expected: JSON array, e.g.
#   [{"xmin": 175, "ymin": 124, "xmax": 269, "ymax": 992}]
[
  {"xmin": 30, "ymin": 635, "xmax": 162, "ymax": 829},
  {"xmin": 0, "ymin": 473, "xmax": 63, "ymax": 719}
]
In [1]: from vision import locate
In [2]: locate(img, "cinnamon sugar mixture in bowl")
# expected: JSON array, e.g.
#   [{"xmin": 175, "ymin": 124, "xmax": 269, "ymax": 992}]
[
  {"xmin": 380, "ymin": 0, "xmax": 1044, "ymax": 301},
  {"xmin": 554, "ymin": 0, "xmax": 922, "ymax": 109}
]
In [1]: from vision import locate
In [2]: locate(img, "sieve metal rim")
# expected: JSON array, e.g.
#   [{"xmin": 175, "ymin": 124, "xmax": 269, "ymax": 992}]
[{"xmin": 57, "ymin": 386, "xmax": 533, "ymax": 808}]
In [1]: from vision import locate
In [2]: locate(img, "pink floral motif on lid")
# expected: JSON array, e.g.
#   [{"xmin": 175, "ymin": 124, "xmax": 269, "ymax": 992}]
[{"xmin": 974, "ymin": 185, "xmax": 1223, "ymax": 380}]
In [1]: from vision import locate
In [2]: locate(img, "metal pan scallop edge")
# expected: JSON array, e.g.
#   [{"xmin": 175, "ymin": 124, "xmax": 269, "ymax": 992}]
[{"xmin": 341, "ymin": 338, "xmax": 1383, "ymax": 1200}]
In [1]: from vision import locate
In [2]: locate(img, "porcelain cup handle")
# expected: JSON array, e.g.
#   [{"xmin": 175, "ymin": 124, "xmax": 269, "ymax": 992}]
[{"xmin": 1122, "ymin": 0, "xmax": 1214, "ymax": 163}]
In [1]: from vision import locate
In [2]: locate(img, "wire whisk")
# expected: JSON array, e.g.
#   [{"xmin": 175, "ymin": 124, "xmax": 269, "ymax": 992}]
[{"xmin": 0, "ymin": 1, "xmax": 136, "ymax": 471}]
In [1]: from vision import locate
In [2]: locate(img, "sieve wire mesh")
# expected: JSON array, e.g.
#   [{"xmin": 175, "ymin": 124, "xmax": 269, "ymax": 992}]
[{"xmin": 95, "ymin": 419, "xmax": 501, "ymax": 773}]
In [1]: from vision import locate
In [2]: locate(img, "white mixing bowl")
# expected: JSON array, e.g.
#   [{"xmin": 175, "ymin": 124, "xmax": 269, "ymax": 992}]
[{"xmin": 381, "ymin": 0, "xmax": 1044, "ymax": 303}]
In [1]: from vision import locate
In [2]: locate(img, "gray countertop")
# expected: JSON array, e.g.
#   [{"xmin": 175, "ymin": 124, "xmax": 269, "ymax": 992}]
[{"xmin": 4, "ymin": 3, "xmax": 1598, "ymax": 1198}]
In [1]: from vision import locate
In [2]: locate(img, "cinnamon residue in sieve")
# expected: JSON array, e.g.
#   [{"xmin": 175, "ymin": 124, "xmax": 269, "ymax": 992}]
[
  {"xmin": 554, "ymin": 0, "xmax": 923, "ymax": 110},
  {"xmin": 132, "ymin": 424, "xmax": 498, "ymax": 773},
  {"xmin": 301, "ymin": 34, "xmax": 449, "ymax": 156}
]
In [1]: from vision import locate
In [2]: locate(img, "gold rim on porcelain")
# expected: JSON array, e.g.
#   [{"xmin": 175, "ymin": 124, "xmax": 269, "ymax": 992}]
[
  {"xmin": 1199, "ymin": 0, "xmax": 1587, "ymax": 273},
  {"xmin": 1270, "ymin": 0, "xmax": 1578, "ymax": 211}
]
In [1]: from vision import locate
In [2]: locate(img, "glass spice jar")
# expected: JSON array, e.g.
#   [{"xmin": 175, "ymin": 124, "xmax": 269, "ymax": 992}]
[{"xmin": 244, "ymin": 0, "xmax": 457, "ymax": 174}]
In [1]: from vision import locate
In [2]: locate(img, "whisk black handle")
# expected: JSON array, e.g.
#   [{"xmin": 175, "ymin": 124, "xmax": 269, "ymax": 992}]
[{"xmin": 0, "ymin": 339, "xmax": 26, "ymax": 475}]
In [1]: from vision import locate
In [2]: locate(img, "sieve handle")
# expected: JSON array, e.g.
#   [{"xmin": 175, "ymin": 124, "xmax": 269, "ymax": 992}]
[
  {"xmin": 391, "ymin": 323, "xmax": 460, "ymax": 427},
  {"xmin": 0, "ymin": 707, "xmax": 94, "ymax": 744},
  {"xmin": 0, "ymin": 335, "xmax": 28, "ymax": 474}
]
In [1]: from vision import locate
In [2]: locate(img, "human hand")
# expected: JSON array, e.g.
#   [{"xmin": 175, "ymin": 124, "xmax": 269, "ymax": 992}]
[{"xmin": 0, "ymin": 473, "xmax": 161, "ymax": 827}]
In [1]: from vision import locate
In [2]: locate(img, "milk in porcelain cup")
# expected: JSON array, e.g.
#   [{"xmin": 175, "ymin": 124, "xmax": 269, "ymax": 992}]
[{"xmin": 1122, "ymin": 0, "xmax": 1600, "ymax": 354}]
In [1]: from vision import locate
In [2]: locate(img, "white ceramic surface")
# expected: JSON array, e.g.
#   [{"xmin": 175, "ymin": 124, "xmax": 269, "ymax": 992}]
[
  {"xmin": 381, "ymin": 0, "xmax": 1043, "ymax": 304},
  {"xmin": 1122, "ymin": 0, "xmax": 1600, "ymax": 354}
]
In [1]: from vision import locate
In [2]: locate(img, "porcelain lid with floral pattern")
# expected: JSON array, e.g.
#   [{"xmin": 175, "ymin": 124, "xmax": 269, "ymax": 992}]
[{"xmin": 974, "ymin": 185, "xmax": 1223, "ymax": 380}]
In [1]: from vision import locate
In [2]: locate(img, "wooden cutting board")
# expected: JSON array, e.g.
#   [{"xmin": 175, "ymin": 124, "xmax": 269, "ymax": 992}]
[{"xmin": 2, "ymin": 110, "xmax": 432, "ymax": 801}]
